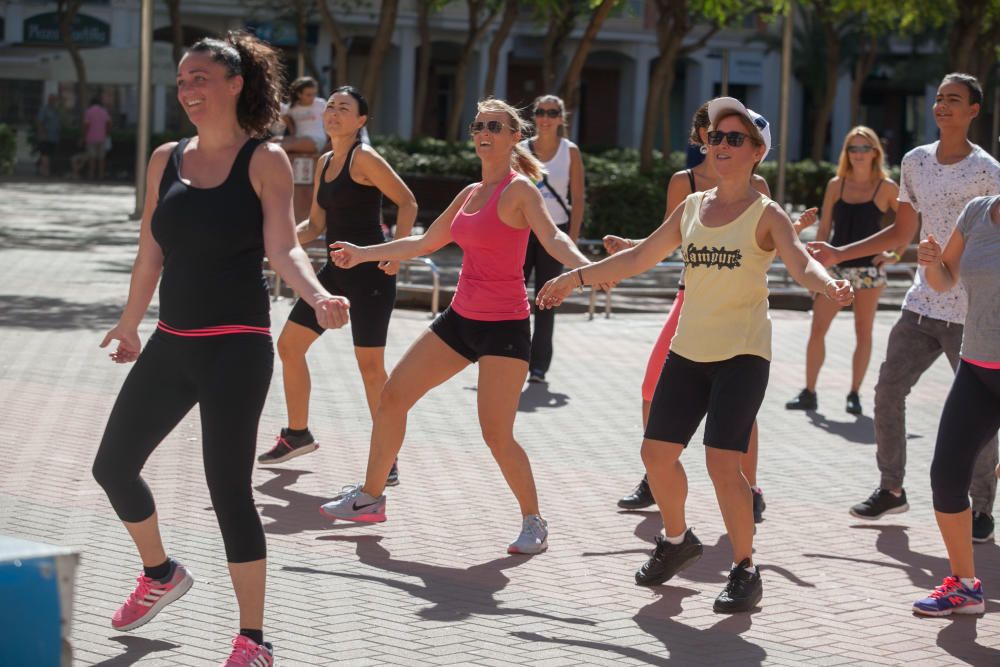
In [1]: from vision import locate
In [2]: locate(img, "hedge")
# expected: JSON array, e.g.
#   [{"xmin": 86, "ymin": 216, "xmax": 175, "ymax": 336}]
[{"xmin": 0, "ymin": 124, "xmax": 15, "ymax": 175}]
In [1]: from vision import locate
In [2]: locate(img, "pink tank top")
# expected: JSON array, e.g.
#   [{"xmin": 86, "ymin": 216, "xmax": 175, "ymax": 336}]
[{"xmin": 450, "ymin": 171, "xmax": 530, "ymax": 321}]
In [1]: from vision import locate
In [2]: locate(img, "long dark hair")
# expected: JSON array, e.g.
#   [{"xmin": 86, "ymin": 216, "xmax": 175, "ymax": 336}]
[
  {"xmin": 288, "ymin": 76, "xmax": 319, "ymax": 108},
  {"xmin": 187, "ymin": 31, "xmax": 285, "ymax": 138}
]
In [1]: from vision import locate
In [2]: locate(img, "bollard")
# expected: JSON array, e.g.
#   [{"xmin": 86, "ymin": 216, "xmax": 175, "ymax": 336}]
[{"xmin": 287, "ymin": 151, "xmax": 319, "ymax": 222}]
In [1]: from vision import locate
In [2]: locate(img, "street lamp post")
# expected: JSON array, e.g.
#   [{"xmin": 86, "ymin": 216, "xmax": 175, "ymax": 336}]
[
  {"xmin": 776, "ymin": 0, "xmax": 793, "ymax": 205},
  {"xmin": 133, "ymin": 0, "xmax": 153, "ymax": 219}
]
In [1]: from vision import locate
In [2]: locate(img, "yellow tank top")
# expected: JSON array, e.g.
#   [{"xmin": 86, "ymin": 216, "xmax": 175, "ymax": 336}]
[{"xmin": 670, "ymin": 191, "xmax": 776, "ymax": 362}]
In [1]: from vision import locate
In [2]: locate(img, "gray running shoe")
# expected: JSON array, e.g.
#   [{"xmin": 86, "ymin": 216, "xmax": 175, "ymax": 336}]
[
  {"xmin": 507, "ymin": 515, "xmax": 548, "ymax": 554},
  {"xmin": 319, "ymin": 484, "xmax": 386, "ymax": 523}
]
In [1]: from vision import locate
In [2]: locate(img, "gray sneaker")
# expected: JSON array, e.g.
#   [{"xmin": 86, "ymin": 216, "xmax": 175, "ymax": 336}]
[
  {"xmin": 507, "ymin": 515, "xmax": 548, "ymax": 554},
  {"xmin": 319, "ymin": 484, "xmax": 386, "ymax": 523}
]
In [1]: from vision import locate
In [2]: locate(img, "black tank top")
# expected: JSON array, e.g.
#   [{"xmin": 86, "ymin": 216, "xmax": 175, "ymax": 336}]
[
  {"xmin": 830, "ymin": 180, "xmax": 885, "ymax": 268},
  {"xmin": 317, "ymin": 142, "xmax": 385, "ymax": 249},
  {"xmin": 151, "ymin": 138, "xmax": 270, "ymax": 331}
]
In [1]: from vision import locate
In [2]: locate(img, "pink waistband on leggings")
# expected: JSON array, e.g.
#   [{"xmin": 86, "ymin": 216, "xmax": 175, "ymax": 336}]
[{"xmin": 963, "ymin": 357, "xmax": 1000, "ymax": 370}]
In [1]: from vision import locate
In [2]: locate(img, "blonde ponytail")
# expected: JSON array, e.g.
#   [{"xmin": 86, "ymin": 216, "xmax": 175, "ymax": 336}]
[{"xmin": 512, "ymin": 142, "xmax": 545, "ymax": 182}]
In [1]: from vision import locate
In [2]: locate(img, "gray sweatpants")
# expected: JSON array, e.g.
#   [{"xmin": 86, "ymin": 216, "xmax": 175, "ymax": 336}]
[{"xmin": 874, "ymin": 309, "xmax": 998, "ymax": 514}]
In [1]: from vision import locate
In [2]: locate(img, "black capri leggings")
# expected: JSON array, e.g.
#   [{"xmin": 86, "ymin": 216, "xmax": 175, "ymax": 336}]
[
  {"xmin": 92, "ymin": 331, "xmax": 273, "ymax": 563},
  {"xmin": 931, "ymin": 361, "xmax": 1000, "ymax": 514}
]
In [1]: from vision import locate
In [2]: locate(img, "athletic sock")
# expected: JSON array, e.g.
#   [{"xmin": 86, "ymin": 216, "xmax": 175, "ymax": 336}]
[
  {"xmin": 286, "ymin": 427, "xmax": 310, "ymax": 437},
  {"xmin": 144, "ymin": 558, "xmax": 173, "ymax": 582},
  {"xmin": 240, "ymin": 628, "xmax": 264, "ymax": 645},
  {"xmin": 960, "ymin": 577, "xmax": 978, "ymax": 590},
  {"xmin": 664, "ymin": 531, "xmax": 686, "ymax": 545},
  {"xmin": 732, "ymin": 561, "xmax": 758, "ymax": 575}
]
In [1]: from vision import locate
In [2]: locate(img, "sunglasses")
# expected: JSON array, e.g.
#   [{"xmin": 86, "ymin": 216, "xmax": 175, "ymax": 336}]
[
  {"xmin": 469, "ymin": 120, "xmax": 510, "ymax": 135},
  {"xmin": 534, "ymin": 108, "xmax": 562, "ymax": 118},
  {"xmin": 847, "ymin": 145, "xmax": 874, "ymax": 154},
  {"xmin": 707, "ymin": 130, "xmax": 753, "ymax": 147}
]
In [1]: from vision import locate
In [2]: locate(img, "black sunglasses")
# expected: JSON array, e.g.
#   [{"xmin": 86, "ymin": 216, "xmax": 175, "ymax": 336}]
[
  {"xmin": 847, "ymin": 145, "xmax": 874, "ymax": 154},
  {"xmin": 469, "ymin": 120, "xmax": 509, "ymax": 135},
  {"xmin": 534, "ymin": 108, "xmax": 562, "ymax": 118},
  {"xmin": 707, "ymin": 130, "xmax": 752, "ymax": 147}
]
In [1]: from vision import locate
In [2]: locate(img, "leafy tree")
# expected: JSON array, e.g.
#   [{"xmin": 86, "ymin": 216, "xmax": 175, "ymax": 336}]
[{"xmin": 444, "ymin": 0, "xmax": 501, "ymax": 142}]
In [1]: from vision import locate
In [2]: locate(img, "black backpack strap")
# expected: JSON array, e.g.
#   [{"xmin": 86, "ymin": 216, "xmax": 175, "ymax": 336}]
[{"xmin": 528, "ymin": 139, "xmax": 572, "ymax": 221}]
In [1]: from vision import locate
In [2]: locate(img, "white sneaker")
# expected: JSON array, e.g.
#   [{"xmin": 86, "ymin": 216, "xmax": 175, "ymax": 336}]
[
  {"xmin": 507, "ymin": 515, "xmax": 548, "ymax": 554},
  {"xmin": 319, "ymin": 483, "xmax": 386, "ymax": 523}
]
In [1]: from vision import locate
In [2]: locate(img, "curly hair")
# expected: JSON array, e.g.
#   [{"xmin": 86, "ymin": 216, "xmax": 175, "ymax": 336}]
[{"xmin": 187, "ymin": 31, "xmax": 285, "ymax": 138}]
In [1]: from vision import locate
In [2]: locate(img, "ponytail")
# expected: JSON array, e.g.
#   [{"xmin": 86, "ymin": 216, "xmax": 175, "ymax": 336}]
[
  {"xmin": 188, "ymin": 31, "xmax": 285, "ymax": 138},
  {"xmin": 512, "ymin": 143, "xmax": 545, "ymax": 183}
]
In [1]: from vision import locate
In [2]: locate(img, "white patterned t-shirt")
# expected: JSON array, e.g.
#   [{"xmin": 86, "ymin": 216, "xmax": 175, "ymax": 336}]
[{"xmin": 898, "ymin": 141, "xmax": 1000, "ymax": 323}]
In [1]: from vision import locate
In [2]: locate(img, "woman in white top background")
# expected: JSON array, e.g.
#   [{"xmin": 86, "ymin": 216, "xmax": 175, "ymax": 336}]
[
  {"xmin": 522, "ymin": 94, "xmax": 586, "ymax": 383},
  {"xmin": 278, "ymin": 77, "xmax": 329, "ymax": 154}
]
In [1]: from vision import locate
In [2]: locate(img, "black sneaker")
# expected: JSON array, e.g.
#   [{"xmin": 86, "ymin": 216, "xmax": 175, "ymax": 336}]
[
  {"xmin": 785, "ymin": 388, "xmax": 817, "ymax": 410},
  {"xmin": 713, "ymin": 558, "xmax": 763, "ymax": 613},
  {"xmin": 972, "ymin": 512, "xmax": 995, "ymax": 543},
  {"xmin": 618, "ymin": 476, "xmax": 655, "ymax": 510},
  {"xmin": 635, "ymin": 528, "xmax": 703, "ymax": 586},
  {"xmin": 257, "ymin": 428, "xmax": 318, "ymax": 465},
  {"xmin": 752, "ymin": 488, "xmax": 766, "ymax": 524},
  {"xmin": 386, "ymin": 459, "xmax": 400, "ymax": 487},
  {"xmin": 850, "ymin": 488, "xmax": 909, "ymax": 520},
  {"xmin": 527, "ymin": 369, "xmax": 546, "ymax": 384},
  {"xmin": 846, "ymin": 392, "xmax": 863, "ymax": 415}
]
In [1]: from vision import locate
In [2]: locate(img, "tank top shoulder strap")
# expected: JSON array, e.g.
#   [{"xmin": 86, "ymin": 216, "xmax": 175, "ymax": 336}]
[
  {"xmin": 232, "ymin": 138, "xmax": 262, "ymax": 176},
  {"xmin": 686, "ymin": 169, "xmax": 696, "ymax": 193},
  {"xmin": 839, "ymin": 178, "xmax": 846, "ymax": 199},
  {"xmin": 493, "ymin": 170, "xmax": 519, "ymax": 200},
  {"xmin": 871, "ymin": 179, "xmax": 884, "ymax": 199},
  {"xmin": 158, "ymin": 138, "xmax": 189, "ymax": 200},
  {"xmin": 320, "ymin": 152, "xmax": 333, "ymax": 181}
]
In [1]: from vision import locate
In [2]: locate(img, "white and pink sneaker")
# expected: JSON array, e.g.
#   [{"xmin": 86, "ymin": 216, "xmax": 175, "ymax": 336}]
[
  {"xmin": 221, "ymin": 634, "xmax": 274, "ymax": 666},
  {"xmin": 111, "ymin": 562, "xmax": 194, "ymax": 631}
]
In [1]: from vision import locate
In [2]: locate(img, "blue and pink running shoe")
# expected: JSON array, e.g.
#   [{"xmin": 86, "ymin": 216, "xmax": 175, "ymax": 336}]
[
  {"xmin": 913, "ymin": 576, "xmax": 985, "ymax": 616},
  {"xmin": 111, "ymin": 562, "xmax": 194, "ymax": 631}
]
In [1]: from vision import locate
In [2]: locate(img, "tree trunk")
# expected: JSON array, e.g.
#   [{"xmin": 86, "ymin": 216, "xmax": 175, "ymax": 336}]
[
  {"xmin": 445, "ymin": 0, "xmax": 499, "ymax": 143},
  {"xmin": 809, "ymin": 21, "xmax": 841, "ymax": 161},
  {"xmin": 165, "ymin": 0, "xmax": 184, "ymax": 67},
  {"xmin": 541, "ymin": 6, "xmax": 576, "ymax": 94},
  {"xmin": 293, "ymin": 0, "xmax": 320, "ymax": 81},
  {"xmin": 483, "ymin": 1, "xmax": 518, "ymax": 97},
  {"xmin": 412, "ymin": 0, "xmax": 434, "ymax": 137},
  {"xmin": 316, "ymin": 0, "xmax": 350, "ymax": 87},
  {"xmin": 640, "ymin": 51, "xmax": 674, "ymax": 173},
  {"xmin": 360, "ymin": 0, "xmax": 400, "ymax": 112},
  {"xmin": 849, "ymin": 33, "xmax": 877, "ymax": 128},
  {"xmin": 58, "ymin": 0, "xmax": 87, "ymax": 127},
  {"xmin": 557, "ymin": 0, "xmax": 618, "ymax": 118}
]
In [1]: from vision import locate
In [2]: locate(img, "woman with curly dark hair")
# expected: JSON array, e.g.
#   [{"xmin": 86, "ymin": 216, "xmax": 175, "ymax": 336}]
[{"xmin": 91, "ymin": 32, "xmax": 350, "ymax": 665}]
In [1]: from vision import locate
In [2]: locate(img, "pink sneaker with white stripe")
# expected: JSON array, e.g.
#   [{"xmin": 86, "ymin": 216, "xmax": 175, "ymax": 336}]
[
  {"xmin": 221, "ymin": 634, "xmax": 274, "ymax": 666},
  {"xmin": 111, "ymin": 562, "xmax": 194, "ymax": 631}
]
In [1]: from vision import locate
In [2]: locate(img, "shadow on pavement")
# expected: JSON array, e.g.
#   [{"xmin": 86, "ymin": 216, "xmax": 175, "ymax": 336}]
[
  {"xmin": 935, "ymin": 615, "xmax": 1000, "ymax": 666},
  {"xmin": 89, "ymin": 636, "xmax": 180, "ymax": 666},
  {"xmin": 517, "ymin": 381, "xmax": 569, "ymax": 412},
  {"xmin": 0, "ymin": 217, "xmax": 137, "ymax": 252},
  {"xmin": 0, "ymin": 295, "xmax": 139, "ymax": 330},
  {"xmin": 806, "ymin": 524, "xmax": 1000, "ymax": 599},
  {"xmin": 255, "ymin": 468, "xmax": 338, "ymax": 536},
  {"xmin": 288, "ymin": 534, "xmax": 596, "ymax": 625},
  {"xmin": 806, "ymin": 411, "xmax": 875, "ymax": 445},
  {"xmin": 511, "ymin": 589, "xmax": 765, "ymax": 666}
]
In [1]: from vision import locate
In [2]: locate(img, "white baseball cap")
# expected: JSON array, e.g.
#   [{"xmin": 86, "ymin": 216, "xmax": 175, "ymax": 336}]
[{"xmin": 706, "ymin": 97, "xmax": 772, "ymax": 157}]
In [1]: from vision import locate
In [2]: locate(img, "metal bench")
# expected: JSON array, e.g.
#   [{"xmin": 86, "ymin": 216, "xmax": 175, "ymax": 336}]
[{"xmin": 264, "ymin": 249, "xmax": 441, "ymax": 317}]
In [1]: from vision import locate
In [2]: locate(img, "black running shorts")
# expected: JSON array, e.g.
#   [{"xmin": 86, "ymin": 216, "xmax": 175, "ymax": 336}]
[{"xmin": 429, "ymin": 306, "xmax": 530, "ymax": 363}]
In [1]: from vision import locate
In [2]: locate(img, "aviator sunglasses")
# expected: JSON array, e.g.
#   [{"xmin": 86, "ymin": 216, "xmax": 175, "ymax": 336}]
[
  {"xmin": 469, "ymin": 120, "xmax": 510, "ymax": 135},
  {"xmin": 847, "ymin": 145, "xmax": 874, "ymax": 154},
  {"xmin": 534, "ymin": 108, "xmax": 562, "ymax": 118},
  {"xmin": 706, "ymin": 130, "xmax": 754, "ymax": 147}
]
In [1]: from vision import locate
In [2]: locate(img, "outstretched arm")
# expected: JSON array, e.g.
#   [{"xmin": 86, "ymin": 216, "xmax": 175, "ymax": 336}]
[
  {"xmin": 765, "ymin": 204, "xmax": 853, "ymax": 304},
  {"xmin": 919, "ymin": 228, "xmax": 964, "ymax": 292},
  {"xmin": 512, "ymin": 180, "xmax": 589, "ymax": 268}
]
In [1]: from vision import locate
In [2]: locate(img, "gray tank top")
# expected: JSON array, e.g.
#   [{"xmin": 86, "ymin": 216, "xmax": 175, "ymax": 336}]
[{"xmin": 954, "ymin": 195, "xmax": 1000, "ymax": 362}]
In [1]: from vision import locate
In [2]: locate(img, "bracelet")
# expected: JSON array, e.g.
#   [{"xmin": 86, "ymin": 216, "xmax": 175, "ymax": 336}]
[
  {"xmin": 888, "ymin": 250, "xmax": 901, "ymax": 261},
  {"xmin": 576, "ymin": 268, "xmax": 585, "ymax": 293}
]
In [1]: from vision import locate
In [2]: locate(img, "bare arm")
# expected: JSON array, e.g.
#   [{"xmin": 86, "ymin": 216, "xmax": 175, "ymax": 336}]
[
  {"xmin": 509, "ymin": 180, "xmax": 589, "ymax": 268},
  {"xmin": 99, "ymin": 143, "xmax": 173, "ymax": 362},
  {"xmin": 816, "ymin": 179, "xmax": 838, "ymax": 243},
  {"xmin": 919, "ymin": 228, "xmax": 964, "ymax": 292},
  {"xmin": 810, "ymin": 198, "xmax": 918, "ymax": 267},
  {"xmin": 604, "ymin": 171, "xmax": 690, "ymax": 254},
  {"xmin": 763, "ymin": 204, "xmax": 852, "ymax": 303},
  {"xmin": 330, "ymin": 184, "xmax": 471, "ymax": 267},
  {"xmin": 354, "ymin": 146, "xmax": 418, "ymax": 274},
  {"xmin": 296, "ymin": 153, "xmax": 328, "ymax": 245},
  {"xmin": 254, "ymin": 144, "xmax": 349, "ymax": 327},
  {"xmin": 568, "ymin": 145, "xmax": 585, "ymax": 242}
]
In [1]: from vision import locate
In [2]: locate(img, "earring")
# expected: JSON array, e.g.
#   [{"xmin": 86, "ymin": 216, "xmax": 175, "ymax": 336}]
[{"xmin": 699, "ymin": 145, "xmax": 709, "ymax": 155}]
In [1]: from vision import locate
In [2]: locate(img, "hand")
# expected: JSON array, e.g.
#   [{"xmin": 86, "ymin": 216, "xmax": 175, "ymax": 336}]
[
  {"xmin": 536, "ymin": 272, "xmax": 577, "ymax": 310},
  {"xmin": 602, "ymin": 234, "xmax": 631, "ymax": 255},
  {"xmin": 329, "ymin": 241, "xmax": 364, "ymax": 269},
  {"xmin": 872, "ymin": 250, "xmax": 900, "ymax": 267},
  {"xmin": 796, "ymin": 207, "xmax": 819, "ymax": 231},
  {"xmin": 313, "ymin": 294, "xmax": 350, "ymax": 329},
  {"xmin": 100, "ymin": 324, "xmax": 142, "ymax": 364},
  {"xmin": 378, "ymin": 259, "xmax": 400, "ymax": 276},
  {"xmin": 917, "ymin": 234, "xmax": 942, "ymax": 267},
  {"xmin": 824, "ymin": 279, "xmax": 854, "ymax": 306},
  {"xmin": 806, "ymin": 241, "xmax": 841, "ymax": 268}
]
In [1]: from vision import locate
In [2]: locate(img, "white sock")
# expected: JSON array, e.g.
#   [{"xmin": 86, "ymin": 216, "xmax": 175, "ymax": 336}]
[
  {"xmin": 733, "ymin": 561, "xmax": 757, "ymax": 575},
  {"xmin": 664, "ymin": 530, "xmax": 686, "ymax": 545},
  {"xmin": 960, "ymin": 577, "xmax": 978, "ymax": 590}
]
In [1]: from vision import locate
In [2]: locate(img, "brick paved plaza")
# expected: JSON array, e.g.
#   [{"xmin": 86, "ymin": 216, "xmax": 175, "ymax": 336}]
[{"xmin": 1, "ymin": 182, "xmax": 998, "ymax": 666}]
